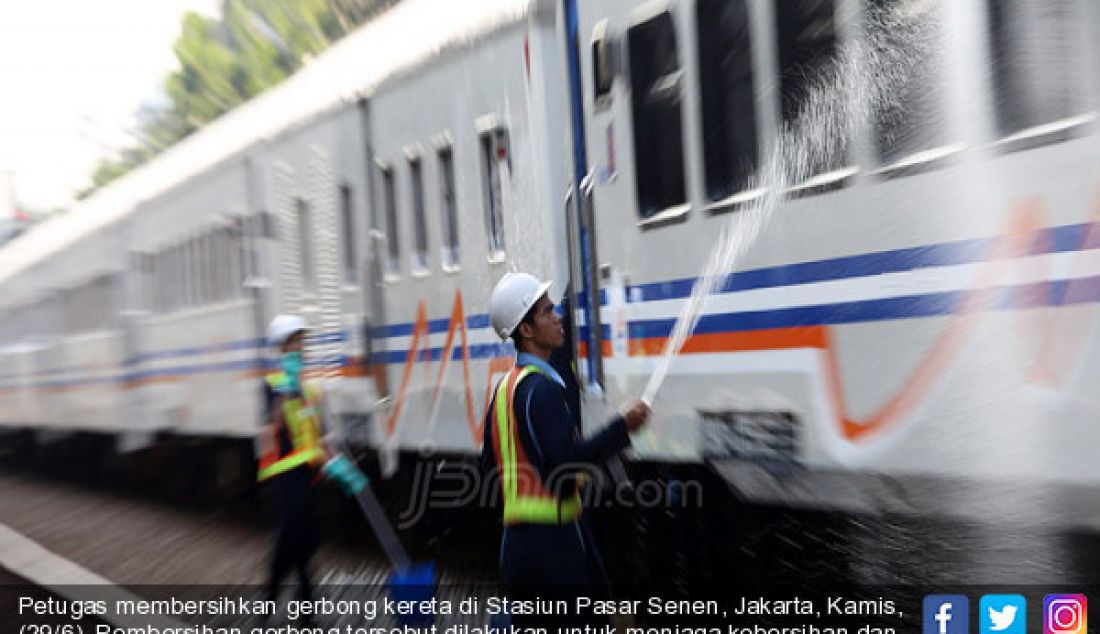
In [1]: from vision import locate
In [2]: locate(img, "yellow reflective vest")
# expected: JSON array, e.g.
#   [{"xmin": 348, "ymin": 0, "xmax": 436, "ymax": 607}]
[
  {"xmin": 490, "ymin": 365, "xmax": 582, "ymax": 525},
  {"xmin": 257, "ymin": 371, "xmax": 326, "ymax": 482}
]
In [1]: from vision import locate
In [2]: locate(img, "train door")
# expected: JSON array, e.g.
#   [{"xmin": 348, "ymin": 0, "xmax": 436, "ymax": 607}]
[
  {"xmin": 568, "ymin": 0, "xmax": 706, "ymax": 404},
  {"xmin": 357, "ymin": 98, "xmax": 390, "ymax": 406},
  {"xmin": 561, "ymin": 0, "xmax": 607, "ymax": 391}
]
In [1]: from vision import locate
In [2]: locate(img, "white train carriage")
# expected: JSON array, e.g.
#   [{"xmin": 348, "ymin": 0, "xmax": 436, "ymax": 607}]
[
  {"xmin": 0, "ymin": 0, "xmax": 1097, "ymax": 528},
  {"xmin": 127, "ymin": 160, "xmax": 259, "ymax": 441},
  {"xmin": 361, "ymin": 2, "xmax": 573, "ymax": 461},
  {"xmin": 568, "ymin": 0, "xmax": 1100, "ymax": 515},
  {"xmin": 249, "ymin": 104, "xmax": 375, "ymax": 427}
]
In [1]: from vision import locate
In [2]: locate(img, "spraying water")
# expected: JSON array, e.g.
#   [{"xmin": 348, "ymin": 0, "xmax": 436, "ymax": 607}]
[{"xmin": 642, "ymin": 4, "xmax": 943, "ymax": 406}]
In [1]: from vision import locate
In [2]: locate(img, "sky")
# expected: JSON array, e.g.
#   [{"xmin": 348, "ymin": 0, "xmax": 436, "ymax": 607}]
[{"xmin": 0, "ymin": 0, "xmax": 219, "ymax": 215}]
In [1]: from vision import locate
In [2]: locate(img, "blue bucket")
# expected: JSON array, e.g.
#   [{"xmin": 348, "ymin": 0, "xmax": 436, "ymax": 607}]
[{"xmin": 387, "ymin": 562, "xmax": 436, "ymax": 626}]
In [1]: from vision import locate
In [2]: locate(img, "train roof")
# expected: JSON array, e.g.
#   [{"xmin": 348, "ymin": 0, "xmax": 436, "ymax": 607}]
[{"xmin": 0, "ymin": 0, "xmax": 535, "ymax": 292}]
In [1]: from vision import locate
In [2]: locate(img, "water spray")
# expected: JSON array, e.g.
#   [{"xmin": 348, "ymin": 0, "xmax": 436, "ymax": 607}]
[{"xmin": 638, "ymin": 4, "xmax": 942, "ymax": 407}]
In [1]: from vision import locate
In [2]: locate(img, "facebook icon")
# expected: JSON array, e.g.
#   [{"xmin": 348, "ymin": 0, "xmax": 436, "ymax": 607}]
[{"xmin": 925, "ymin": 595, "xmax": 970, "ymax": 634}]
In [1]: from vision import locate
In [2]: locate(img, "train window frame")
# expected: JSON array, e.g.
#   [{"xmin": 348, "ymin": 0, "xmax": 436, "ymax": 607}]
[
  {"xmin": 169, "ymin": 243, "xmax": 181, "ymax": 312},
  {"xmin": 192, "ymin": 233, "xmax": 203, "ymax": 306},
  {"xmin": 214, "ymin": 225, "xmax": 230, "ymax": 301},
  {"xmin": 864, "ymin": 0, "xmax": 963, "ymax": 177},
  {"xmin": 218, "ymin": 226, "xmax": 230, "ymax": 301},
  {"xmin": 339, "ymin": 183, "xmax": 358, "ymax": 284},
  {"xmin": 223, "ymin": 224, "xmax": 236, "ymax": 300},
  {"xmin": 183, "ymin": 236, "xmax": 195, "ymax": 308},
  {"xmin": 406, "ymin": 149, "xmax": 430, "ymax": 275},
  {"xmin": 228, "ymin": 223, "xmax": 244, "ymax": 299},
  {"xmin": 173, "ymin": 243, "xmax": 183, "ymax": 312},
  {"xmin": 773, "ymin": 0, "xmax": 858, "ymax": 192},
  {"xmin": 161, "ymin": 246, "xmax": 170, "ymax": 313},
  {"xmin": 203, "ymin": 230, "xmax": 214, "ymax": 305},
  {"xmin": 477, "ymin": 119, "xmax": 508, "ymax": 262},
  {"xmin": 174, "ymin": 240, "xmax": 185, "ymax": 310},
  {"xmin": 295, "ymin": 196, "xmax": 317, "ymax": 295},
  {"xmin": 987, "ymin": 0, "xmax": 1093, "ymax": 150},
  {"xmin": 695, "ymin": 0, "xmax": 762, "ymax": 212},
  {"xmin": 626, "ymin": 2, "xmax": 690, "ymax": 224},
  {"xmin": 435, "ymin": 137, "xmax": 461, "ymax": 273},
  {"xmin": 378, "ymin": 161, "xmax": 401, "ymax": 279},
  {"xmin": 591, "ymin": 19, "xmax": 614, "ymax": 109},
  {"xmin": 192, "ymin": 234, "xmax": 203, "ymax": 307}
]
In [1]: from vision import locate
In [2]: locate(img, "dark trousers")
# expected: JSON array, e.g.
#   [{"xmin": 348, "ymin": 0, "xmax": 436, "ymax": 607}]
[
  {"xmin": 499, "ymin": 521, "xmax": 609, "ymax": 627},
  {"xmin": 265, "ymin": 466, "xmax": 318, "ymax": 603}
]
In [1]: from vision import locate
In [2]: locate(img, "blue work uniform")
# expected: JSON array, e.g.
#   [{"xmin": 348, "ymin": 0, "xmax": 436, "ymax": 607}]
[{"xmin": 481, "ymin": 353, "xmax": 631, "ymax": 591}]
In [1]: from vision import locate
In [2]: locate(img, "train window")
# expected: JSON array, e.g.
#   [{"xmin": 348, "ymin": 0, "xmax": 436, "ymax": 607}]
[
  {"xmin": 223, "ymin": 226, "xmax": 235, "ymax": 299},
  {"xmin": 295, "ymin": 197, "xmax": 316, "ymax": 294},
  {"xmin": 988, "ymin": 0, "xmax": 1090, "ymax": 138},
  {"xmin": 183, "ymin": 238, "xmax": 195, "ymax": 308},
  {"xmin": 169, "ymin": 245, "xmax": 180, "ymax": 311},
  {"xmin": 211, "ymin": 231, "xmax": 222, "ymax": 301},
  {"xmin": 96, "ymin": 277, "xmax": 111, "ymax": 330},
  {"xmin": 775, "ymin": 0, "xmax": 848, "ymax": 176},
  {"xmin": 408, "ymin": 156, "xmax": 429, "ymax": 272},
  {"xmin": 178, "ymin": 243, "xmax": 187, "ymax": 309},
  {"xmin": 380, "ymin": 164, "xmax": 400, "ymax": 275},
  {"xmin": 214, "ymin": 228, "xmax": 228, "ymax": 301},
  {"xmin": 437, "ymin": 145, "xmax": 460, "ymax": 270},
  {"xmin": 227, "ymin": 225, "xmax": 243, "ymax": 299},
  {"xmin": 189, "ymin": 237, "xmax": 199, "ymax": 306},
  {"xmin": 696, "ymin": 0, "xmax": 759, "ymax": 204},
  {"xmin": 192, "ymin": 236, "xmax": 203, "ymax": 306},
  {"xmin": 242, "ymin": 213, "xmax": 262, "ymax": 281},
  {"xmin": 339, "ymin": 184, "xmax": 358, "ymax": 283},
  {"xmin": 170, "ymin": 245, "xmax": 181, "ymax": 312},
  {"xmin": 195, "ymin": 234, "xmax": 205, "ymax": 304},
  {"xmin": 592, "ymin": 19, "xmax": 613, "ymax": 106},
  {"xmin": 150, "ymin": 252, "xmax": 160, "ymax": 312},
  {"xmin": 204, "ymin": 233, "xmax": 215, "ymax": 302},
  {"xmin": 202, "ymin": 232, "xmax": 214, "ymax": 304},
  {"xmin": 867, "ymin": 0, "xmax": 947, "ymax": 166},
  {"xmin": 159, "ymin": 249, "xmax": 168, "ymax": 312},
  {"xmin": 479, "ymin": 128, "xmax": 507, "ymax": 259},
  {"xmin": 627, "ymin": 8, "xmax": 687, "ymax": 218}
]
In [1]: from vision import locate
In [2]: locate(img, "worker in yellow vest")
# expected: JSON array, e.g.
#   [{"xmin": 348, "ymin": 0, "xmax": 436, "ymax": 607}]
[
  {"xmin": 258, "ymin": 315, "xmax": 329, "ymax": 607},
  {"xmin": 481, "ymin": 273, "xmax": 650, "ymax": 615}
]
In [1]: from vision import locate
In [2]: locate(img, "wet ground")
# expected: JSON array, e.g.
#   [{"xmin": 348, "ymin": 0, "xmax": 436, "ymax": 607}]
[
  {"xmin": 2, "ymin": 464, "xmax": 1098, "ymax": 592},
  {"xmin": 0, "ymin": 470, "xmax": 397, "ymax": 585}
]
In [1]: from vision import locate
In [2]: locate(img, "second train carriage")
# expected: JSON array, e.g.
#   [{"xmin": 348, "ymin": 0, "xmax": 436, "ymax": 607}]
[{"xmin": 0, "ymin": 0, "xmax": 1097, "ymax": 530}]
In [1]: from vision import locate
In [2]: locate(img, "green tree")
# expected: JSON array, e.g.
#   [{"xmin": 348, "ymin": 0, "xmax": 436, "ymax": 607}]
[{"xmin": 81, "ymin": 0, "xmax": 393, "ymax": 199}]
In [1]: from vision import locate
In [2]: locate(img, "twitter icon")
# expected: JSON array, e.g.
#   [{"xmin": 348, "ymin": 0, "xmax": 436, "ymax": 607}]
[{"xmin": 981, "ymin": 595, "xmax": 1026, "ymax": 634}]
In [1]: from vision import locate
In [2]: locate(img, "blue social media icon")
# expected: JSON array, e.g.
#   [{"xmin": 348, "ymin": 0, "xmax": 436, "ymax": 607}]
[
  {"xmin": 925, "ymin": 595, "xmax": 970, "ymax": 634},
  {"xmin": 981, "ymin": 595, "xmax": 1026, "ymax": 634}
]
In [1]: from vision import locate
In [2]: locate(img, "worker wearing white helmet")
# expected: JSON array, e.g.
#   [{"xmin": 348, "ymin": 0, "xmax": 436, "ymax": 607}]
[
  {"xmin": 482, "ymin": 272, "xmax": 650, "ymax": 616},
  {"xmin": 258, "ymin": 315, "xmax": 328, "ymax": 614}
]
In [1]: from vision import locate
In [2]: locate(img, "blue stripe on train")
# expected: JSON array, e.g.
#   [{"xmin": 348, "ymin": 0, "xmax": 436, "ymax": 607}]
[
  {"xmin": 620, "ymin": 222, "xmax": 1098, "ymax": 305},
  {"xmin": 368, "ymin": 222, "xmax": 1099, "ymax": 334},
  {"xmin": 368, "ymin": 342, "xmax": 515, "ymax": 365},
  {"xmin": 368, "ymin": 314, "xmax": 492, "ymax": 338},
  {"xmin": 576, "ymin": 275, "xmax": 1100, "ymax": 342}
]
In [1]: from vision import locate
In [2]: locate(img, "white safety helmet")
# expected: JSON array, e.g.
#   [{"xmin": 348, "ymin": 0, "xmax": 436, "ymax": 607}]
[
  {"xmin": 267, "ymin": 314, "xmax": 308, "ymax": 348},
  {"xmin": 489, "ymin": 272, "xmax": 552, "ymax": 340}
]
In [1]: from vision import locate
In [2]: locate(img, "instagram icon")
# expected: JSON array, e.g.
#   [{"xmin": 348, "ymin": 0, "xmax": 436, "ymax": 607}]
[{"xmin": 1044, "ymin": 595, "xmax": 1087, "ymax": 634}]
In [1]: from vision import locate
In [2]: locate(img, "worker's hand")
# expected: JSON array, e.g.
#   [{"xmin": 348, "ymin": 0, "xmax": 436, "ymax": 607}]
[{"xmin": 622, "ymin": 400, "xmax": 650, "ymax": 432}]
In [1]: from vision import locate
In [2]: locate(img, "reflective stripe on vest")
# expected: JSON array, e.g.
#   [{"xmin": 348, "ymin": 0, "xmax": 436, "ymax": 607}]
[
  {"xmin": 257, "ymin": 372, "xmax": 325, "ymax": 481},
  {"xmin": 491, "ymin": 365, "xmax": 582, "ymax": 525}
]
